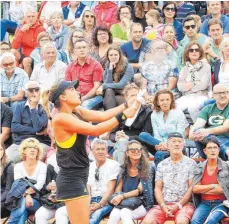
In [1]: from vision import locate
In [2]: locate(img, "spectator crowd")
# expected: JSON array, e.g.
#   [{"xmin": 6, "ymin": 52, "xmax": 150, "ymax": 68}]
[{"xmin": 1, "ymin": 1, "xmax": 229, "ymax": 224}]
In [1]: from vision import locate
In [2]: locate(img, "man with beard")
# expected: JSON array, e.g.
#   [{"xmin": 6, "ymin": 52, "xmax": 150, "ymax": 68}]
[
  {"xmin": 120, "ymin": 23, "xmax": 151, "ymax": 74},
  {"xmin": 0, "ymin": 52, "xmax": 29, "ymax": 109}
]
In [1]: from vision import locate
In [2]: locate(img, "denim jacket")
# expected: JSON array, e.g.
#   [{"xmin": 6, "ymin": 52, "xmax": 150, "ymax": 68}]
[
  {"xmin": 116, "ymin": 163, "xmax": 155, "ymax": 210},
  {"xmin": 5, "ymin": 178, "xmax": 36, "ymax": 211},
  {"xmin": 192, "ymin": 158, "xmax": 229, "ymax": 207}
]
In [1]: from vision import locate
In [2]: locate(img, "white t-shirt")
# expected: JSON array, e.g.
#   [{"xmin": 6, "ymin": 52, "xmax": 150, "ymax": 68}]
[
  {"xmin": 14, "ymin": 161, "xmax": 47, "ymax": 190},
  {"xmin": 219, "ymin": 63, "xmax": 229, "ymax": 90},
  {"xmin": 87, "ymin": 159, "xmax": 120, "ymax": 197}
]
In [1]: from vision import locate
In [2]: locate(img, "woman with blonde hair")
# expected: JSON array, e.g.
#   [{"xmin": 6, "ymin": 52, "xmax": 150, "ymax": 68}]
[
  {"xmin": 9, "ymin": 138, "xmax": 47, "ymax": 223},
  {"xmin": 79, "ymin": 9, "xmax": 96, "ymax": 48},
  {"xmin": 108, "ymin": 140, "xmax": 154, "ymax": 223},
  {"xmin": 96, "ymin": 45, "xmax": 134, "ymax": 110},
  {"xmin": 214, "ymin": 38, "xmax": 229, "ymax": 87},
  {"xmin": 1, "ymin": 143, "xmax": 14, "ymax": 218}
]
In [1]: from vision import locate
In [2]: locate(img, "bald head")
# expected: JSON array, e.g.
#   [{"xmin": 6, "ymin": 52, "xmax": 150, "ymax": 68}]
[{"xmin": 213, "ymin": 83, "xmax": 229, "ymax": 93}]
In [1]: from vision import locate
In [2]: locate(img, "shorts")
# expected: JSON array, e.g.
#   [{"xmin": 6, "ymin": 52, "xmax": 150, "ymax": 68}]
[
  {"xmin": 144, "ymin": 203, "xmax": 195, "ymax": 224},
  {"xmin": 56, "ymin": 167, "xmax": 89, "ymax": 201}
]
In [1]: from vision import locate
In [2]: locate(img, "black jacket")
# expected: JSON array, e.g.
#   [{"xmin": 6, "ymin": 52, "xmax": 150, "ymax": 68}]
[
  {"xmin": 214, "ymin": 59, "xmax": 221, "ymax": 86},
  {"xmin": 1, "ymin": 161, "xmax": 14, "ymax": 203},
  {"xmin": 110, "ymin": 106, "xmax": 153, "ymax": 142}
]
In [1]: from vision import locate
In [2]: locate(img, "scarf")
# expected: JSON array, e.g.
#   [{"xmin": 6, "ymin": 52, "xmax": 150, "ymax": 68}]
[
  {"xmin": 186, "ymin": 61, "xmax": 204, "ymax": 82},
  {"xmin": 48, "ymin": 25, "xmax": 69, "ymax": 50}
]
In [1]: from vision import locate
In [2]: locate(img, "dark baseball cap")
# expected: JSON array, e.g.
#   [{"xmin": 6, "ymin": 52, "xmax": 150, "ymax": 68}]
[
  {"xmin": 168, "ymin": 132, "xmax": 183, "ymax": 140},
  {"xmin": 50, "ymin": 80, "xmax": 79, "ymax": 103}
]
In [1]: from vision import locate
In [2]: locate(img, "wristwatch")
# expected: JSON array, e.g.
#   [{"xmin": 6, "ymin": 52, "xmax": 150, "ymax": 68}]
[
  {"xmin": 176, "ymin": 202, "xmax": 183, "ymax": 210},
  {"xmin": 8, "ymin": 97, "xmax": 11, "ymax": 102},
  {"xmin": 24, "ymin": 190, "xmax": 30, "ymax": 197}
]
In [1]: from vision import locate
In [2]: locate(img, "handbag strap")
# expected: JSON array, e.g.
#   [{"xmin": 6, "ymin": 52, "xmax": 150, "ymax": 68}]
[{"xmin": 22, "ymin": 177, "xmax": 42, "ymax": 195}]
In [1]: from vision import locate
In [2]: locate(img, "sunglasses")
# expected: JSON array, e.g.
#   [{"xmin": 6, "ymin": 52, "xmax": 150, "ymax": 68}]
[
  {"xmin": 27, "ymin": 87, "xmax": 40, "ymax": 93},
  {"xmin": 184, "ymin": 25, "xmax": 196, "ymax": 30},
  {"xmin": 165, "ymin": 7, "xmax": 175, "ymax": 12},
  {"xmin": 84, "ymin": 15, "xmax": 94, "ymax": 18},
  {"xmin": 95, "ymin": 168, "xmax": 99, "ymax": 181},
  {"xmin": 188, "ymin": 48, "xmax": 200, "ymax": 53},
  {"xmin": 2, "ymin": 62, "xmax": 14, "ymax": 67},
  {"xmin": 128, "ymin": 148, "xmax": 142, "ymax": 153}
]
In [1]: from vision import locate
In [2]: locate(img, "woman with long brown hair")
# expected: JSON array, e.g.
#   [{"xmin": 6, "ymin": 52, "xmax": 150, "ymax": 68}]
[
  {"xmin": 133, "ymin": 1, "xmax": 157, "ymax": 30},
  {"xmin": 139, "ymin": 89, "xmax": 188, "ymax": 166},
  {"xmin": 49, "ymin": 79, "xmax": 140, "ymax": 224},
  {"xmin": 108, "ymin": 140, "xmax": 154, "ymax": 223},
  {"xmin": 1, "ymin": 143, "xmax": 14, "ymax": 218},
  {"xmin": 96, "ymin": 45, "xmax": 134, "ymax": 110}
]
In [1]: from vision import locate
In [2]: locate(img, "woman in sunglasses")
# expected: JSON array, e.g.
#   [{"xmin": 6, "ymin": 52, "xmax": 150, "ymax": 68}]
[
  {"xmin": 49, "ymin": 80, "xmax": 140, "ymax": 224},
  {"xmin": 161, "ymin": 2, "xmax": 184, "ymax": 41},
  {"xmin": 80, "ymin": 9, "xmax": 96, "ymax": 49},
  {"xmin": 176, "ymin": 42, "xmax": 212, "ymax": 123},
  {"xmin": 9, "ymin": 138, "xmax": 47, "ymax": 223},
  {"xmin": 108, "ymin": 140, "xmax": 154, "ymax": 224}
]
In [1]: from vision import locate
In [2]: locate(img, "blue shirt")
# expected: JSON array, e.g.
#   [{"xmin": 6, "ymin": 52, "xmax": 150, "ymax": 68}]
[
  {"xmin": 173, "ymin": 19, "xmax": 184, "ymax": 41},
  {"xmin": 0, "ymin": 67, "xmax": 29, "ymax": 98},
  {"xmin": 200, "ymin": 15, "xmax": 229, "ymax": 36},
  {"xmin": 120, "ymin": 38, "xmax": 151, "ymax": 64},
  {"xmin": 11, "ymin": 101, "xmax": 50, "ymax": 145}
]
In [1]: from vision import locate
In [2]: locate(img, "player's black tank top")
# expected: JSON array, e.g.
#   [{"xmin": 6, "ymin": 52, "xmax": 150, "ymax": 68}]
[{"xmin": 55, "ymin": 112, "xmax": 89, "ymax": 169}]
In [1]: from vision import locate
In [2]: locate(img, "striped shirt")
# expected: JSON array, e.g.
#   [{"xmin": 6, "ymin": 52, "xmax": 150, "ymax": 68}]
[
  {"xmin": 176, "ymin": 2, "xmax": 196, "ymax": 23},
  {"xmin": 0, "ymin": 67, "xmax": 29, "ymax": 97}
]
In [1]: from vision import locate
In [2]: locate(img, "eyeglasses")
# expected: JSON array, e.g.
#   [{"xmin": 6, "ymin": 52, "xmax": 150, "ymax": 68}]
[
  {"xmin": 120, "ymin": 12, "xmax": 130, "ymax": 15},
  {"xmin": 213, "ymin": 91, "xmax": 229, "ymax": 96},
  {"xmin": 1, "ymin": 48, "xmax": 10, "ymax": 51},
  {"xmin": 39, "ymin": 38, "xmax": 50, "ymax": 42},
  {"xmin": 188, "ymin": 48, "xmax": 200, "ymax": 53},
  {"xmin": 2, "ymin": 61, "xmax": 14, "ymax": 67},
  {"xmin": 128, "ymin": 148, "xmax": 142, "ymax": 153},
  {"xmin": 72, "ymin": 35, "xmax": 84, "ymax": 38},
  {"xmin": 95, "ymin": 168, "xmax": 99, "ymax": 181},
  {"xmin": 184, "ymin": 25, "xmax": 196, "ymax": 30},
  {"xmin": 84, "ymin": 15, "xmax": 94, "ymax": 18},
  {"xmin": 165, "ymin": 7, "xmax": 175, "ymax": 12},
  {"xmin": 27, "ymin": 87, "xmax": 40, "ymax": 93},
  {"xmin": 97, "ymin": 32, "xmax": 108, "ymax": 36},
  {"xmin": 74, "ymin": 46, "xmax": 87, "ymax": 50}
]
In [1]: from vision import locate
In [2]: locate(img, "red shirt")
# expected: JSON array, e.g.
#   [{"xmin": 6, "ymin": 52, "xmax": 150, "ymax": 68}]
[
  {"xmin": 12, "ymin": 21, "xmax": 45, "ymax": 57},
  {"xmin": 93, "ymin": 1, "xmax": 118, "ymax": 29},
  {"xmin": 201, "ymin": 166, "xmax": 226, "ymax": 201},
  {"xmin": 65, "ymin": 56, "xmax": 103, "ymax": 96}
]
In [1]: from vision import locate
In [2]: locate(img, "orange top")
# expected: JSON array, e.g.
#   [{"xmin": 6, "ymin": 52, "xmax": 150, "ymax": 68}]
[{"xmin": 12, "ymin": 21, "xmax": 45, "ymax": 57}]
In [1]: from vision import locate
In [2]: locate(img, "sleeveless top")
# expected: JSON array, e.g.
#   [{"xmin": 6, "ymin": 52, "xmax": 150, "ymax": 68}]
[{"xmin": 55, "ymin": 113, "xmax": 89, "ymax": 169}]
